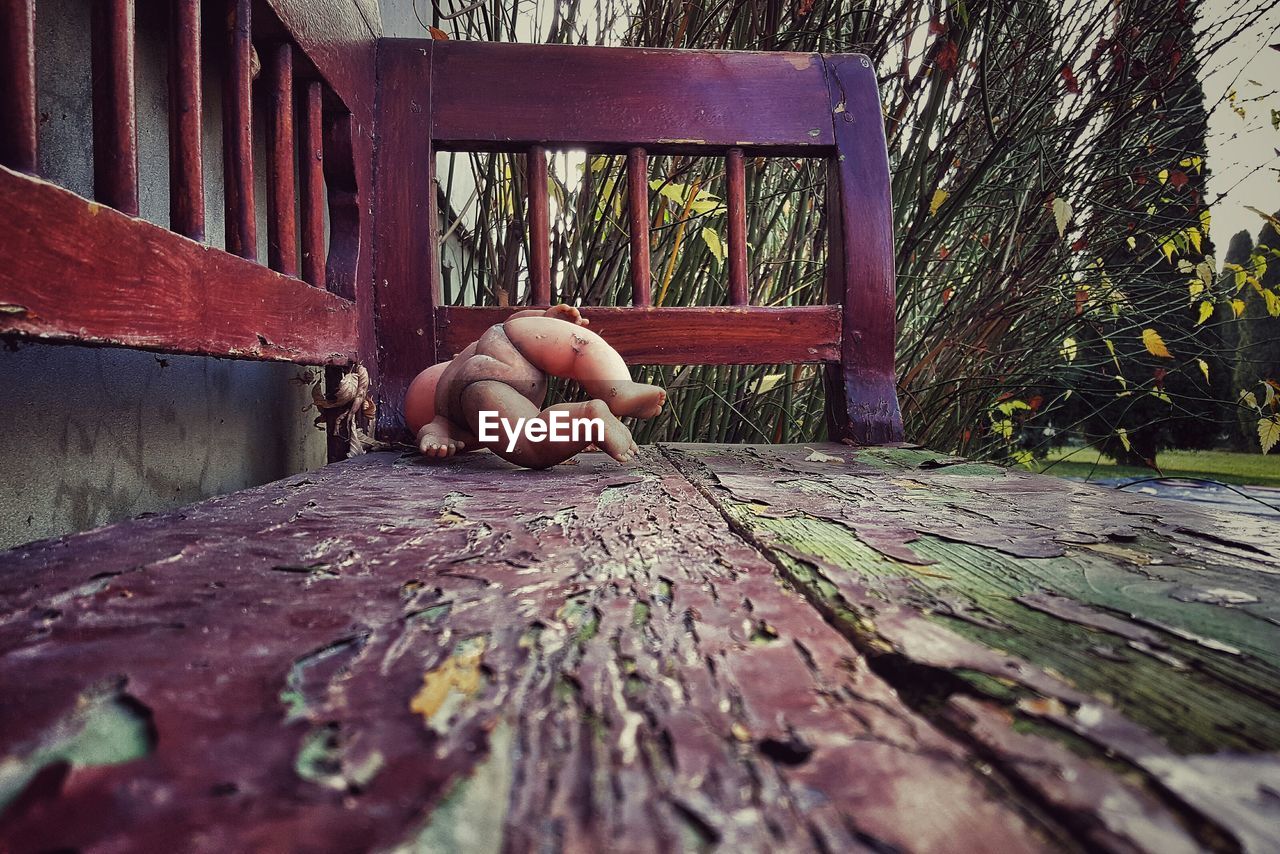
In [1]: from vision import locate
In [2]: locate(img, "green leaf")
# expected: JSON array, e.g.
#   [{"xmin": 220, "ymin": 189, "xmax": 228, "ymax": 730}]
[{"xmin": 701, "ymin": 227, "xmax": 725, "ymax": 266}]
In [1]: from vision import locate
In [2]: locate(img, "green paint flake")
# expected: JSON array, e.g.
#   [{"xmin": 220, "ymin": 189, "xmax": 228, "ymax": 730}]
[
  {"xmin": 393, "ymin": 722, "xmax": 514, "ymax": 854},
  {"xmin": 731, "ymin": 502, "xmax": 1280, "ymax": 754},
  {"xmin": 0, "ymin": 687, "xmax": 155, "ymax": 811}
]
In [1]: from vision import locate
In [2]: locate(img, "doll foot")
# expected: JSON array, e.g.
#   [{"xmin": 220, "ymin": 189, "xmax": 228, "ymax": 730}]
[
  {"xmin": 544, "ymin": 303, "xmax": 589, "ymax": 326},
  {"xmin": 608, "ymin": 382, "xmax": 666, "ymax": 419},
  {"xmin": 592, "ymin": 405, "xmax": 640, "ymax": 463},
  {"xmin": 417, "ymin": 423, "xmax": 465, "ymax": 459}
]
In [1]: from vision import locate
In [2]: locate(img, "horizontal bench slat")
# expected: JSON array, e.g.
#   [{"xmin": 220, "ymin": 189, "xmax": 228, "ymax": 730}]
[
  {"xmin": 436, "ymin": 305, "xmax": 840, "ymax": 365},
  {"xmin": 0, "ymin": 166, "xmax": 358, "ymax": 364},
  {"xmin": 430, "ymin": 41, "xmax": 837, "ymax": 154}
]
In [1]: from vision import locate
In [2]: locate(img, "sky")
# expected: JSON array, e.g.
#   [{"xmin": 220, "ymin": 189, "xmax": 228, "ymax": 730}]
[{"xmin": 1200, "ymin": 0, "xmax": 1280, "ymax": 253}]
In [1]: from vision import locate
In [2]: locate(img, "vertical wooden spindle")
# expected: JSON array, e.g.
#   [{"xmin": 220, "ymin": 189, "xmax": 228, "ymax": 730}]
[
  {"xmin": 223, "ymin": 0, "xmax": 255, "ymax": 259},
  {"xmin": 0, "ymin": 0, "xmax": 38, "ymax": 173},
  {"xmin": 627, "ymin": 147, "xmax": 651, "ymax": 307},
  {"xmin": 300, "ymin": 82, "xmax": 326, "ymax": 288},
  {"xmin": 726, "ymin": 148, "xmax": 749, "ymax": 306},
  {"xmin": 92, "ymin": 0, "xmax": 139, "ymax": 215},
  {"xmin": 267, "ymin": 43, "xmax": 298, "ymax": 276},
  {"xmin": 527, "ymin": 146, "xmax": 551, "ymax": 305},
  {"xmin": 169, "ymin": 0, "xmax": 203, "ymax": 239}
]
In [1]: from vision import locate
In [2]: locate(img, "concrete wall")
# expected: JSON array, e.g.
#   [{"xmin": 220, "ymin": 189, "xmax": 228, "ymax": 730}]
[{"xmin": 0, "ymin": 0, "xmax": 326, "ymax": 549}]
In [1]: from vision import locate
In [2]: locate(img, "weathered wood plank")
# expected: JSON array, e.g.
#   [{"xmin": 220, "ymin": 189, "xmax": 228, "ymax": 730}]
[
  {"xmin": 1, "ymin": 451, "xmax": 1071, "ymax": 851},
  {"xmin": 0, "ymin": 166, "xmax": 357, "ymax": 364},
  {"xmin": 665, "ymin": 442, "xmax": 1280, "ymax": 853},
  {"xmin": 436, "ymin": 306, "xmax": 842, "ymax": 365},
  {"xmin": 430, "ymin": 41, "xmax": 835, "ymax": 154}
]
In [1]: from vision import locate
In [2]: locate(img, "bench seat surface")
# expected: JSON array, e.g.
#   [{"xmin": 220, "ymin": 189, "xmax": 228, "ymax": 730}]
[{"xmin": 1, "ymin": 445, "xmax": 1278, "ymax": 852}]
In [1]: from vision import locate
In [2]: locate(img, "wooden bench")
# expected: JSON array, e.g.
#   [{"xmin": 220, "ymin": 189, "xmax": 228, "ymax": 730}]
[{"xmin": 2, "ymin": 3, "xmax": 1278, "ymax": 851}]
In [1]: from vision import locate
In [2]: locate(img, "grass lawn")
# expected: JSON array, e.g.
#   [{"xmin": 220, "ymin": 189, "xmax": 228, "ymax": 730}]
[{"xmin": 1036, "ymin": 448, "xmax": 1280, "ymax": 488}]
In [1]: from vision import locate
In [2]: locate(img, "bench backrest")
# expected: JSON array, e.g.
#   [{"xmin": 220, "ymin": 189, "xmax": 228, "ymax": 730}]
[
  {"xmin": 0, "ymin": 9, "xmax": 902, "ymax": 449},
  {"xmin": 375, "ymin": 40, "xmax": 903, "ymax": 444}
]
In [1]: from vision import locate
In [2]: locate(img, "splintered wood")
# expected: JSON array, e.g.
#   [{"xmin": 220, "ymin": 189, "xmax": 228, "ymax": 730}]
[{"xmin": 1, "ymin": 446, "xmax": 1278, "ymax": 852}]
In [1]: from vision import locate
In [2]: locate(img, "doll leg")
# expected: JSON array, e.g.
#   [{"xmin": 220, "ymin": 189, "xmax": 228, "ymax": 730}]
[
  {"xmin": 502, "ymin": 316, "xmax": 666, "ymax": 418},
  {"xmin": 461, "ymin": 380, "xmax": 638, "ymax": 469}
]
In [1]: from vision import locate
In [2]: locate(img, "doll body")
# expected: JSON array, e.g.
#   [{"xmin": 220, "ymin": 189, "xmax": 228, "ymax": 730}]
[{"xmin": 405, "ymin": 304, "xmax": 666, "ymax": 469}]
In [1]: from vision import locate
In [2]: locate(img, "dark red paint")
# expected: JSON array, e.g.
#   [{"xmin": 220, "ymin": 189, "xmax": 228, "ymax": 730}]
[
  {"xmin": 168, "ymin": 0, "xmax": 204, "ymax": 240},
  {"xmin": 0, "ymin": 0, "xmax": 37, "ymax": 173},
  {"xmin": 91, "ymin": 0, "xmax": 139, "ymax": 216}
]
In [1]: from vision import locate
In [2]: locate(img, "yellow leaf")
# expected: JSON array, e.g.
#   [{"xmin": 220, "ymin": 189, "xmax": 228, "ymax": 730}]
[
  {"xmin": 992, "ymin": 419, "xmax": 1014, "ymax": 440},
  {"xmin": 1232, "ymin": 298, "xmax": 1245, "ymax": 317},
  {"xmin": 1151, "ymin": 389, "xmax": 1171, "ymax": 403},
  {"xmin": 1126, "ymin": 236, "xmax": 1137, "ymax": 250},
  {"xmin": 1157, "ymin": 169, "xmax": 1169, "ymax": 184},
  {"xmin": 1241, "ymin": 390, "xmax": 1259, "ymax": 409},
  {"xmin": 1189, "ymin": 280, "xmax": 1204, "ymax": 299},
  {"xmin": 1197, "ymin": 358, "xmax": 1210, "ymax": 382},
  {"xmin": 1187, "ymin": 227, "xmax": 1202, "ymax": 254},
  {"xmin": 1199, "ymin": 209, "xmax": 1211, "ymax": 234},
  {"xmin": 1052, "ymin": 197, "xmax": 1072, "ymax": 239},
  {"xmin": 1061, "ymin": 337, "xmax": 1078, "ymax": 362},
  {"xmin": 701, "ymin": 227, "xmax": 725, "ymax": 266},
  {"xmin": 930, "ymin": 189, "xmax": 949, "ymax": 216},
  {"xmin": 1197, "ymin": 301, "xmax": 1214, "ymax": 325},
  {"xmin": 1160, "ymin": 241, "xmax": 1176, "ymax": 263},
  {"xmin": 754, "ymin": 373, "xmax": 785, "ymax": 395},
  {"xmin": 1260, "ymin": 416, "xmax": 1280, "ymax": 455},
  {"xmin": 1142, "ymin": 328, "xmax": 1172, "ymax": 359},
  {"xmin": 1264, "ymin": 289, "xmax": 1280, "ymax": 317},
  {"xmin": 1117, "ymin": 427, "xmax": 1131, "ymax": 452},
  {"xmin": 997, "ymin": 400, "xmax": 1031, "ymax": 416}
]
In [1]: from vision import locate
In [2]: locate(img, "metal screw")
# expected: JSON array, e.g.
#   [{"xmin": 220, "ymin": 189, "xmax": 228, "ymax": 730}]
[{"xmin": 860, "ymin": 58, "xmax": 870, "ymax": 67}]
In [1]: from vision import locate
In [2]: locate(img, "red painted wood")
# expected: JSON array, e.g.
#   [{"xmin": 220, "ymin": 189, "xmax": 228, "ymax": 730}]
[
  {"xmin": 223, "ymin": 0, "xmax": 256, "ymax": 259},
  {"xmin": 91, "ymin": 0, "xmax": 139, "ymax": 215},
  {"xmin": 300, "ymin": 81, "xmax": 326, "ymax": 288},
  {"xmin": 821, "ymin": 54, "xmax": 903, "ymax": 443},
  {"xmin": 437, "ymin": 306, "xmax": 841, "ymax": 365},
  {"xmin": 373, "ymin": 40, "xmax": 440, "ymax": 439},
  {"xmin": 0, "ymin": 0, "xmax": 37, "ymax": 173},
  {"xmin": 0, "ymin": 166, "xmax": 357, "ymax": 363},
  {"xmin": 726, "ymin": 148, "xmax": 749, "ymax": 306},
  {"xmin": 267, "ymin": 43, "xmax": 299, "ymax": 277},
  {"xmin": 264, "ymin": 0, "xmax": 378, "ymax": 120},
  {"xmin": 527, "ymin": 146, "xmax": 551, "ymax": 305},
  {"xmin": 0, "ymin": 449, "xmax": 1067, "ymax": 852},
  {"xmin": 168, "ymin": 0, "xmax": 204, "ymax": 240},
  {"xmin": 627, "ymin": 148, "xmax": 652, "ymax": 306},
  {"xmin": 430, "ymin": 42, "xmax": 834, "ymax": 154}
]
